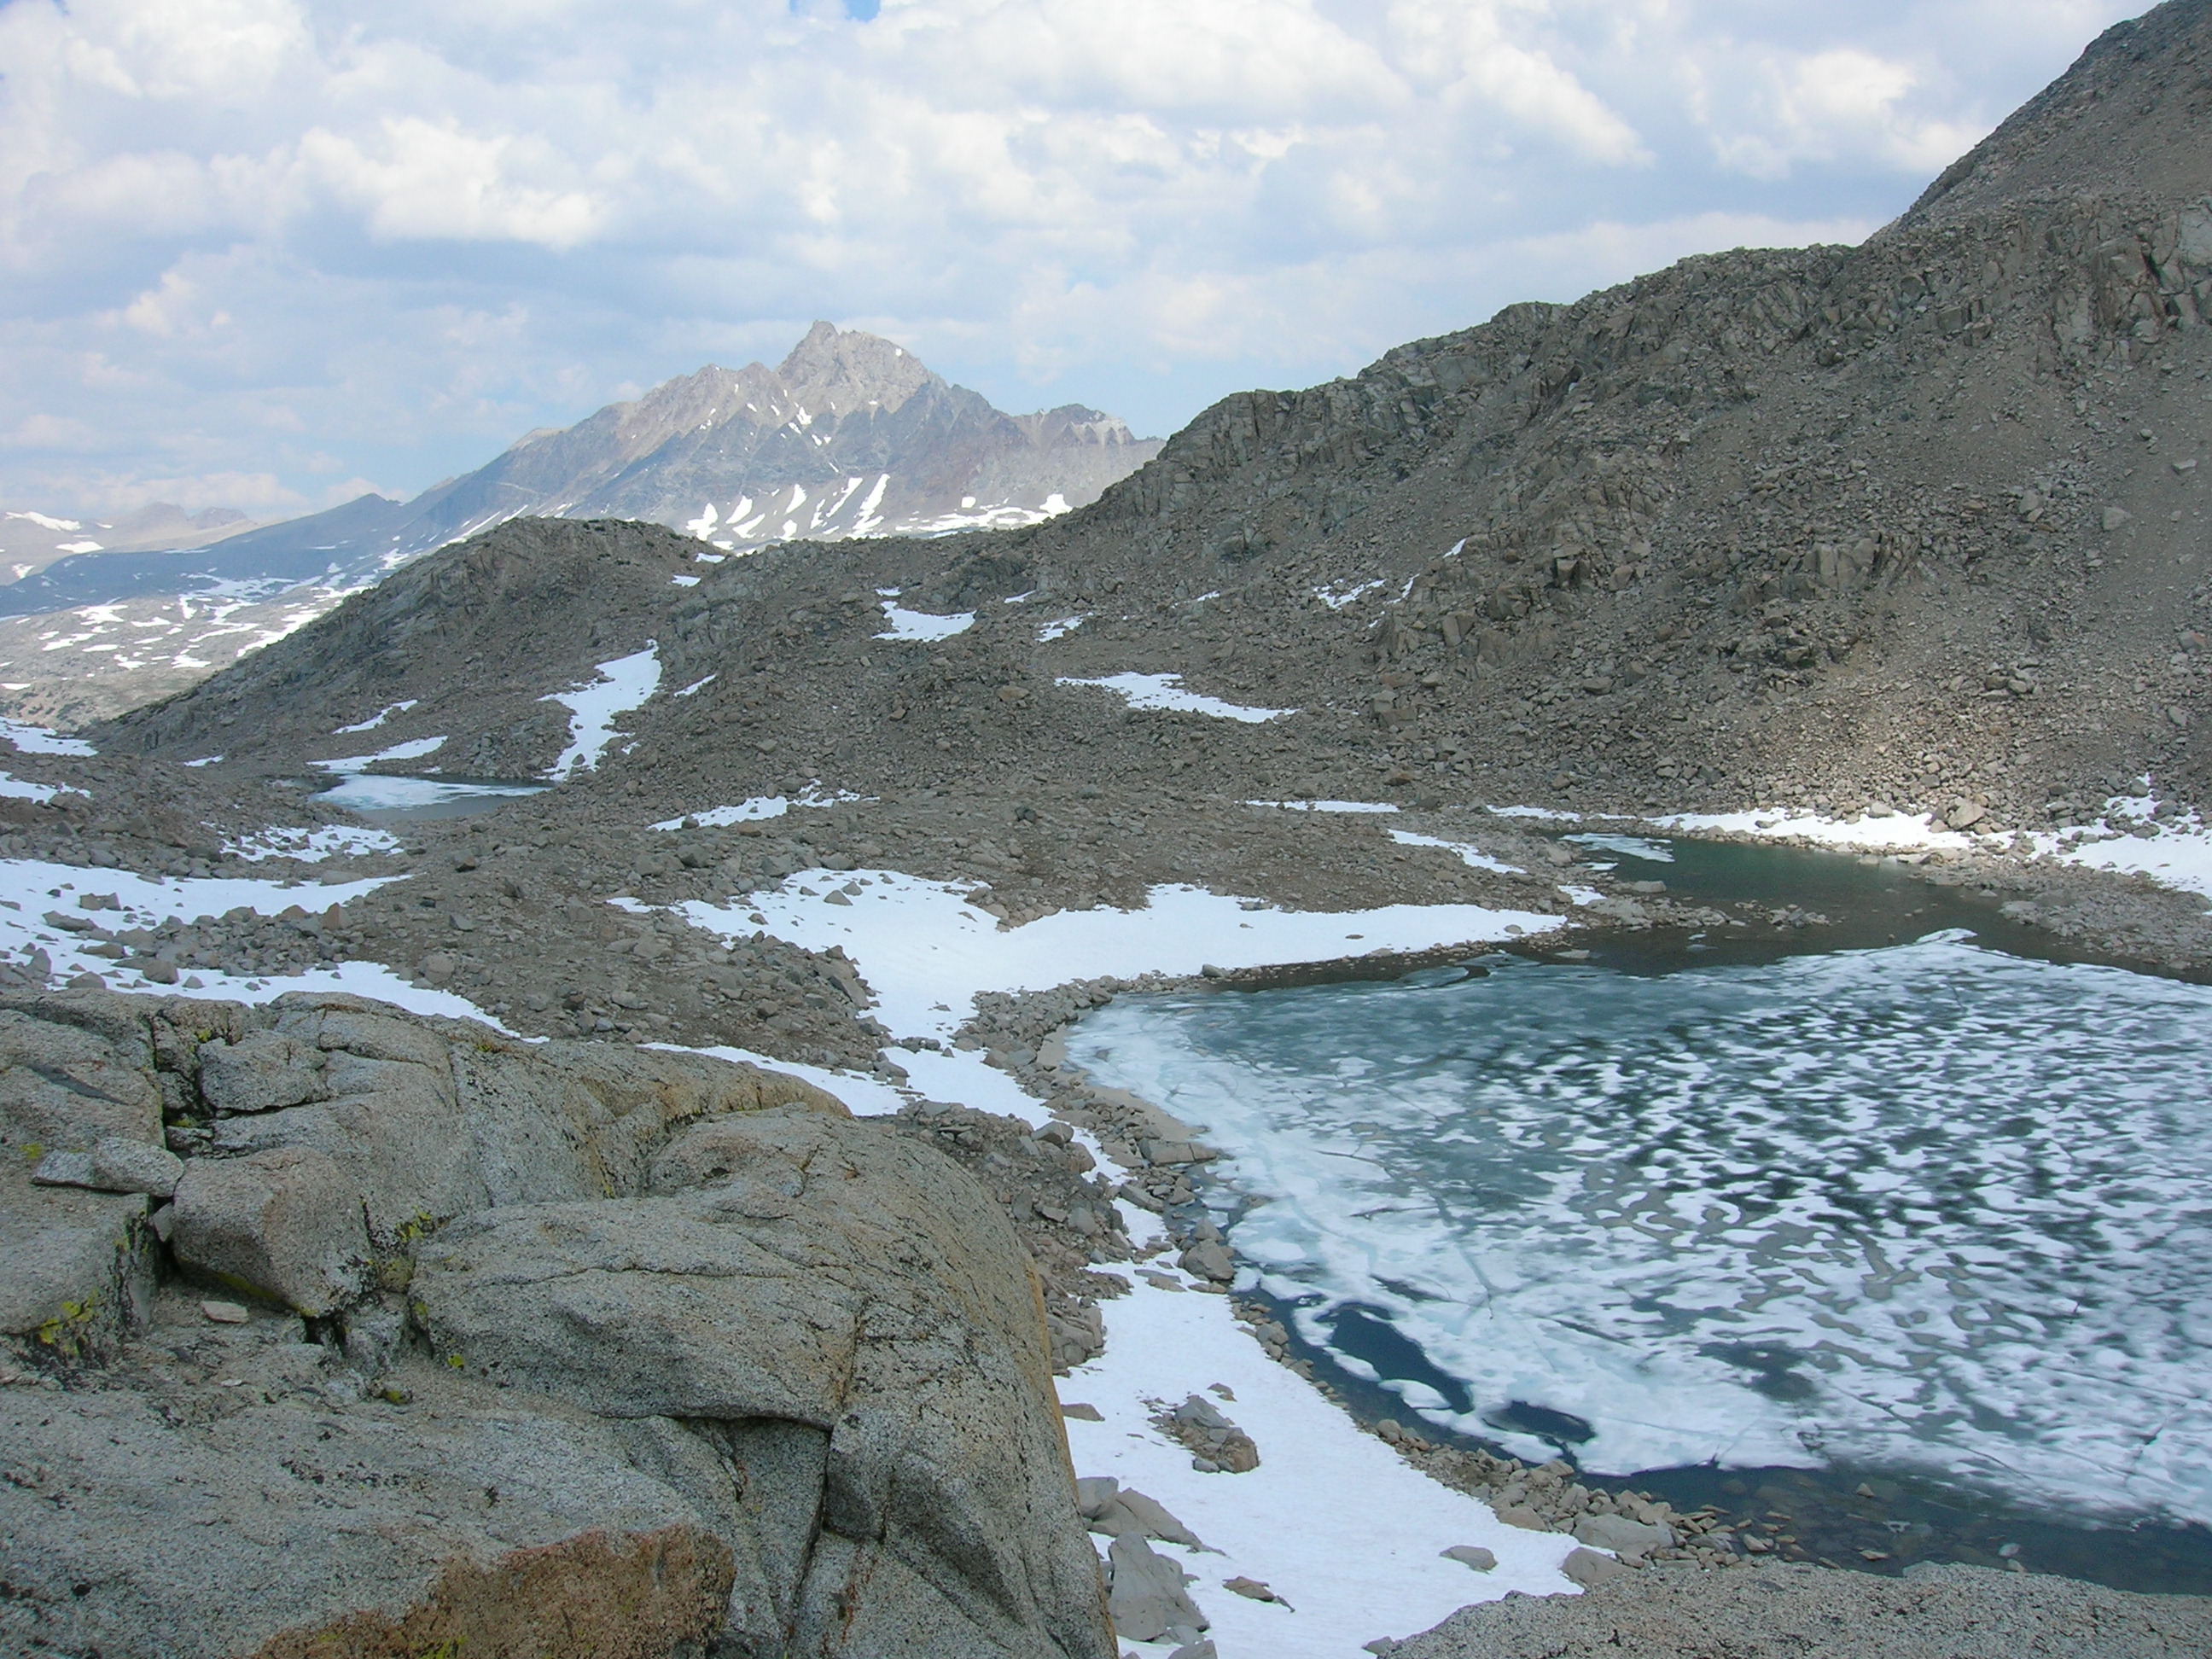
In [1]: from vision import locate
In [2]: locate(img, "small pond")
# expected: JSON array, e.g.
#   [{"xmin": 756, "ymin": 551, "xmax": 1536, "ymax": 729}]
[
  {"xmin": 313, "ymin": 771, "xmax": 550, "ymax": 823},
  {"xmin": 1064, "ymin": 835, "xmax": 2212, "ymax": 1593}
]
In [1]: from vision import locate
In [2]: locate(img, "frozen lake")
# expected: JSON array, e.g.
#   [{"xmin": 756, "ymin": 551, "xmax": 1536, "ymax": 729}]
[{"xmin": 1065, "ymin": 838, "xmax": 2212, "ymax": 1588}]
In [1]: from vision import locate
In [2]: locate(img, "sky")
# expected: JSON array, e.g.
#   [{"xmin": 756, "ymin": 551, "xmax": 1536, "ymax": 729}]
[{"xmin": 0, "ymin": 0, "xmax": 2150, "ymax": 521}]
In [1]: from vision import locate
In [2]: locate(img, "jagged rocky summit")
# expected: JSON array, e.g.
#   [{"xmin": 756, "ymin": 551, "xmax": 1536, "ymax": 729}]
[{"xmin": 448, "ymin": 321, "xmax": 1160, "ymax": 550}]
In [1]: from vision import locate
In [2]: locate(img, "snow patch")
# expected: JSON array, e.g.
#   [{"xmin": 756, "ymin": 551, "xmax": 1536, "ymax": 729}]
[
  {"xmin": 672, "ymin": 873, "xmax": 1563, "ymax": 1044},
  {"xmin": 333, "ymin": 701, "xmax": 417, "ymax": 735},
  {"xmin": 542, "ymin": 643, "xmax": 662, "ymax": 779},
  {"xmin": 876, "ymin": 601, "xmax": 975, "ymax": 641},
  {"xmin": 1057, "ymin": 672, "xmax": 1295, "ymax": 724},
  {"xmin": 311, "ymin": 736, "xmax": 447, "ymax": 776},
  {"xmin": 649, "ymin": 787, "xmax": 867, "ymax": 832},
  {"xmin": 0, "ymin": 858, "xmax": 474, "ymax": 1011},
  {"xmin": 1391, "ymin": 830, "xmax": 1525, "ymax": 875},
  {"xmin": 2030, "ymin": 795, "xmax": 2212, "ymax": 900},
  {"xmin": 1316, "ymin": 579, "xmax": 1383, "ymax": 610},
  {"xmin": 1247, "ymin": 800, "xmax": 1399, "ymax": 814},
  {"xmin": 1652, "ymin": 806, "xmax": 1974, "ymax": 853},
  {"xmin": 227, "ymin": 824, "xmax": 401, "ymax": 864},
  {"xmin": 0, "ymin": 771, "xmax": 82, "ymax": 803},
  {"xmin": 1065, "ymin": 1275, "xmax": 1579, "ymax": 1654}
]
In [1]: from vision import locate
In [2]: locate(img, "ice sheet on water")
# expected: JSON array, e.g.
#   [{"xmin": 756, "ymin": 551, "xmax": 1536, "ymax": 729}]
[
  {"xmin": 1566, "ymin": 833, "xmax": 1674, "ymax": 864},
  {"xmin": 0, "ymin": 719, "xmax": 95, "ymax": 756},
  {"xmin": 314, "ymin": 775, "xmax": 545, "ymax": 813},
  {"xmin": 1066, "ymin": 935, "xmax": 2212, "ymax": 1528}
]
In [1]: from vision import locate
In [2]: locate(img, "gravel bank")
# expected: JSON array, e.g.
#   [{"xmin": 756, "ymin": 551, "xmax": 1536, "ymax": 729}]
[{"xmin": 1387, "ymin": 1560, "xmax": 2212, "ymax": 1659}]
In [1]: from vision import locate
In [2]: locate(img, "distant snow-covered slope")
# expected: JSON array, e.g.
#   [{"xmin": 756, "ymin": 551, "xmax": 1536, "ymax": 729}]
[{"xmin": 0, "ymin": 504, "xmax": 257, "ymax": 586}]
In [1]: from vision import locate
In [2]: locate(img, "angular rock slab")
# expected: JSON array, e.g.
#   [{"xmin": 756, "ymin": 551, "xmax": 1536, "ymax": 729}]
[
  {"xmin": 414, "ymin": 1108, "xmax": 1115, "ymax": 1659},
  {"xmin": 208, "ymin": 992, "xmax": 848, "ymax": 1248},
  {"xmin": 0, "ymin": 992, "xmax": 173, "ymax": 1362},
  {"xmin": 172, "ymin": 1145, "xmax": 370, "ymax": 1316},
  {"xmin": 0, "ymin": 1331, "xmax": 736, "ymax": 1659},
  {"xmin": 0, "ymin": 1174, "xmax": 154, "ymax": 1362}
]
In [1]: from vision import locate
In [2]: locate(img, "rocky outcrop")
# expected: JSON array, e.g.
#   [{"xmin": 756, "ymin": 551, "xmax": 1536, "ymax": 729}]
[{"xmin": 0, "ymin": 987, "xmax": 1114, "ymax": 1659}]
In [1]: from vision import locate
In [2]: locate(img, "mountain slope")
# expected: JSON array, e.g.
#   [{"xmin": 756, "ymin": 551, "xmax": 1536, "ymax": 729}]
[{"xmin": 114, "ymin": 0, "xmax": 2212, "ymax": 850}]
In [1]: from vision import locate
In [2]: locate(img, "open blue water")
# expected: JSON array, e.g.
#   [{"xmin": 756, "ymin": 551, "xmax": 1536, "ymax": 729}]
[{"xmin": 1065, "ymin": 857, "xmax": 2212, "ymax": 1565}]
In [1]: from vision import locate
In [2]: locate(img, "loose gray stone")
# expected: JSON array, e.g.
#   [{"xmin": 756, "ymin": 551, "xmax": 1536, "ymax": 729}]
[
  {"xmin": 413, "ymin": 1107, "xmax": 1113, "ymax": 1659},
  {"xmin": 1075, "ymin": 1475, "xmax": 1121, "ymax": 1519},
  {"xmin": 1179, "ymin": 1241, "xmax": 1235, "ymax": 1282},
  {"xmin": 1106, "ymin": 1533, "xmax": 1208, "ymax": 1644},
  {"xmin": 198, "ymin": 1030, "xmax": 327, "ymax": 1115},
  {"xmin": 1573, "ymin": 1512, "xmax": 1674, "ymax": 1562},
  {"xmin": 30, "ymin": 1149, "xmax": 95, "ymax": 1188},
  {"xmin": 1441, "ymin": 1545, "xmax": 1498, "ymax": 1572},
  {"xmin": 1391, "ymin": 1560, "xmax": 2212, "ymax": 1659}
]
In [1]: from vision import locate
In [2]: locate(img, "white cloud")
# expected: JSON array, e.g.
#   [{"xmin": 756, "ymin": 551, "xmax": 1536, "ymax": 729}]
[
  {"xmin": 56, "ymin": 0, "xmax": 307, "ymax": 100},
  {"xmin": 300, "ymin": 117, "xmax": 605, "ymax": 247},
  {"xmin": 1703, "ymin": 47, "xmax": 1992, "ymax": 180},
  {"xmin": 0, "ymin": 0, "xmax": 2150, "ymax": 516}
]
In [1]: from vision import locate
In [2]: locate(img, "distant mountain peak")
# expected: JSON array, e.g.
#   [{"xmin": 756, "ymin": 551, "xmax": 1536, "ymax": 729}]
[{"xmin": 776, "ymin": 321, "xmax": 937, "ymax": 419}]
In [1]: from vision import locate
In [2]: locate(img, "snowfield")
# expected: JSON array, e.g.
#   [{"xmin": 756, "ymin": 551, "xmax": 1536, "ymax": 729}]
[{"xmin": 1057, "ymin": 672, "xmax": 1295, "ymax": 723}]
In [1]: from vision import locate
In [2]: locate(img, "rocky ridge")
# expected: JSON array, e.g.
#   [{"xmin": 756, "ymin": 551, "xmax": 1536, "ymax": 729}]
[{"xmin": 101, "ymin": 0, "xmax": 2212, "ymax": 938}]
